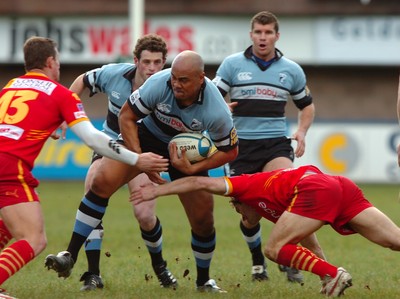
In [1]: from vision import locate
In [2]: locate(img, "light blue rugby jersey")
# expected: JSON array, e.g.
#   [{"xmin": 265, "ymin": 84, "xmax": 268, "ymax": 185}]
[
  {"xmin": 213, "ymin": 47, "xmax": 312, "ymax": 140},
  {"xmin": 127, "ymin": 68, "xmax": 238, "ymax": 151},
  {"xmin": 83, "ymin": 63, "xmax": 136, "ymax": 139}
]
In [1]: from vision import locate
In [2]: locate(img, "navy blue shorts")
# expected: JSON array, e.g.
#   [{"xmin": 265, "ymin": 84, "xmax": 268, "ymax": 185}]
[{"xmin": 228, "ymin": 137, "xmax": 294, "ymax": 176}]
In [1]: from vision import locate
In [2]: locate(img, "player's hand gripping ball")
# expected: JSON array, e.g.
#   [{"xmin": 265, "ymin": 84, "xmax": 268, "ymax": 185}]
[{"xmin": 169, "ymin": 132, "xmax": 214, "ymax": 163}]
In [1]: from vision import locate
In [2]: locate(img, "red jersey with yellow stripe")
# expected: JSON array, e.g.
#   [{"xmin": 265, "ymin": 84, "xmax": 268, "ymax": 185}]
[
  {"xmin": 225, "ymin": 165, "xmax": 322, "ymax": 223},
  {"xmin": 0, "ymin": 72, "xmax": 88, "ymax": 169}
]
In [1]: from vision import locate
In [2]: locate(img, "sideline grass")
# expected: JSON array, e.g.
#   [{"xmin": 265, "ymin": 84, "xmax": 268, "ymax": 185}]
[{"xmin": 3, "ymin": 182, "xmax": 400, "ymax": 299}]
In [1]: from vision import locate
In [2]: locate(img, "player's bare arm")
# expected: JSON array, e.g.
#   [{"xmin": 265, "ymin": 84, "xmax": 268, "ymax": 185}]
[
  {"xmin": 292, "ymin": 103, "xmax": 315, "ymax": 158},
  {"xmin": 69, "ymin": 73, "xmax": 86, "ymax": 95},
  {"xmin": 119, "ymin": 101, "xmax": 142, "ymax": 153},
  {"xmin": 130, "ymin": 175, "xmax": 226, "ymax": 204},
  {"xmin": 227, "ymin": 101, "xmax": 238, "ymax": 112},
  {"xmin": 119, "ymin": 100, "xmax": 168, "ymax": 184}
]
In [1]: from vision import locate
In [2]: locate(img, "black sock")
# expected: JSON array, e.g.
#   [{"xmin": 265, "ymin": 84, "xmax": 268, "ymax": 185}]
[
  {"xmin": 191, "ymin": 230, "xmax": 216, "ymax": 286},
  {"xmin": 140, "ymin": 217, "xmax": 164, "ymax": 267},
  {"xmin": 67, "ymin": 190, "xmax": 109, "ymax": 263},
  {"xmin": 84, "ymin": 222, "xmax": 104, "ymax": 275},
  {"xmin": 240, "ymin": 221, "xmax": 265, "ymax": 266}
]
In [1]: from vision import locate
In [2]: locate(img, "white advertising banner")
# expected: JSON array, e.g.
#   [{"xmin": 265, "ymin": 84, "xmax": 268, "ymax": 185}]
[
  {"xmin": 291, "ymin": 122, "xmax": 400, "ymax": 183},
  {"xmin": 0, "ymin": 16, "xmax": 253, "ymax": 64},
  {"xmin": 315, "ymin": 16, "xmax": 400, "ymax": 65},
  {"xmin": 0, "ymin": 15, "xmax": 397, "ymax": 65}
]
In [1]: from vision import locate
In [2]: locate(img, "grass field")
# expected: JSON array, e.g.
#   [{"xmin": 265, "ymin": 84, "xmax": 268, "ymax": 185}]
[{"xmin": 3, "ymin": 182, "xmax": 400, "ymax": 299}]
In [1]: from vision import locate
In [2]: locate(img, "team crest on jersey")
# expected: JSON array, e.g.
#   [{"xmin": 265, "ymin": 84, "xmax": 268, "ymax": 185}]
[
  {"xmin": 237, "ymin": 72, "xmax": 252, "ymax": 81},
  {"xmin": 76, "ymin": 103, "xmax": 84, "ymax": 111},
  {"xmin": 279, "ymin": 73, "xmax": 287, "ymax": 84},
  {"xmin": 190, "ymin": 119, "xmax": 202, "ymax": 130},
  {"xmin": 111, "ymin": 91, "xmax": 120, "ymax": 99},
  {"xmin": 157, "ymin": 103, "xmax": 171, "ymax": 113}
]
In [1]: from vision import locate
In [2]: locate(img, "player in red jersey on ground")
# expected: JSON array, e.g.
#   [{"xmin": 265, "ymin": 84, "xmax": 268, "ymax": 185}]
[
  {"xmin": 131, "ymin": 147, "xmax": 400, "ymax": 297},
  {"xmin": 0, "ymin": 36, "xmax": 168, "ymax": 293}
]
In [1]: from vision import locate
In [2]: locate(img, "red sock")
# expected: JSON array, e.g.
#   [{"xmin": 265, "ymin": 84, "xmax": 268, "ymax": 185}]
[
  {"xmin": 0, "ymin": 240, "xmax": 34, "ymax": 285},
  {"xmin": 0, "ymin": 220, "xmax": 12, "ymax": 250},
  {"xmin": 277, "ymin": 243, "xmax": 337, "ymax": 278}
]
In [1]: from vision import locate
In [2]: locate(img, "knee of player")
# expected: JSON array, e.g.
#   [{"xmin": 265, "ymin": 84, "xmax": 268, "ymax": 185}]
[
  {"xmin": 186, "ymin": 209, "xmax": 214, "ymax": 230},
  {"xmin": 135, "ymin": 213, "xmax": 157, "ymax": 230},
  {"xmin": 191, "ymin": 220, "xmax": 215, "ymax": 237},
  {"xmin": 192, "ymin": 216, "xmax": 214, "ymax": 233},
  {"xmin": 90, "ymin": 180, "xmax": 107, "ymax": 195},
  {"xmin": 134, "ymin": 206, "xmax": 156, "ymax": 222},
  {"xmin": 386, "ymin": 239, "xmax": 400, "ymax": 251},
  {"xmin": 90, "ymin": 174, "xmax": 122, "ymax": 197}
]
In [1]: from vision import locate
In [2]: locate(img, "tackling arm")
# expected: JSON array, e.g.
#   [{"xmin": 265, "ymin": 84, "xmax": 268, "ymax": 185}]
[
  {"xmin": 130, "ymin": 176, "xmax": 227, "ymax": 204},
  {"xmin": 71, "ymin": 121, "xmax": 139, "ymax": 165}
]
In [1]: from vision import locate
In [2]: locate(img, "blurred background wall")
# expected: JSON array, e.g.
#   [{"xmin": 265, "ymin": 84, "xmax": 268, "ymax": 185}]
[{"xmin": 0, "ymin": 0, "xmax": 398, "ymax": 120}]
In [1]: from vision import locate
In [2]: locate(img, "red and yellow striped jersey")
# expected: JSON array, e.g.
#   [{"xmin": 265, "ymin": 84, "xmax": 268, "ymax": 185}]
[{"xmin": 0, "ymin": 72, "xmax": 88, "ymax": 169}]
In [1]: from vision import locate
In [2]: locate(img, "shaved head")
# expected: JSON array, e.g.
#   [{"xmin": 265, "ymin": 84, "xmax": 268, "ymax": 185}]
[{"xmin": 171, "ymin": 50, "xmax": 204, "ymax": 74}]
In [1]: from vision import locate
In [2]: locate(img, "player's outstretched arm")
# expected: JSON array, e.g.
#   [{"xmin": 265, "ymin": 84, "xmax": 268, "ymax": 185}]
[
  {"xmin": 70, "ymin": 121, "xmax": 168, "ymax": 172},
  {"xmin": 130, "ymin": 176, "xmax": 226, "ymax": 204},
  {"xmin": 135, "ymin": 152, "xmax": 170, "ymax": 173}
]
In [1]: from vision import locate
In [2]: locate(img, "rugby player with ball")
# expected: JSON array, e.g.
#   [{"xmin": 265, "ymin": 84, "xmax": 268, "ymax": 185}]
[{"xmin": 46, "ymin": 50, "xmax": 238, "ymax": 293}]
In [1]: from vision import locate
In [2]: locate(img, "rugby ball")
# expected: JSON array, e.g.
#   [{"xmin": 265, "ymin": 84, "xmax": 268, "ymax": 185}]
[{"xmin": 169, "ymin": 132, "xmax": 213, "ymax": 163}]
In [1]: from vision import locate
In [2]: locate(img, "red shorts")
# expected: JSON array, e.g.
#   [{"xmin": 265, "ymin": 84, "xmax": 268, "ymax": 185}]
[
  {"xmin": 289, "ymin": 173, "xmax": 373, "ymax": 235},
  {"xmin": 0, "ymin": 153, "xmax": 40, "ymax": 208}
]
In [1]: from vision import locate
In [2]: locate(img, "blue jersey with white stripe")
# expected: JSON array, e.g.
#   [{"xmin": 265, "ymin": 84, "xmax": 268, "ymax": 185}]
[
  {"xmin": 127, "ymin": 68, "xmax": 238, "ymax": 151},
  {"xmin": 213, "ymin": 47, "xmax": 312, "ymax": 140},
  {"xmin": 83, "ymin": 63, "xmax": 136, "ymax": 139}
]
